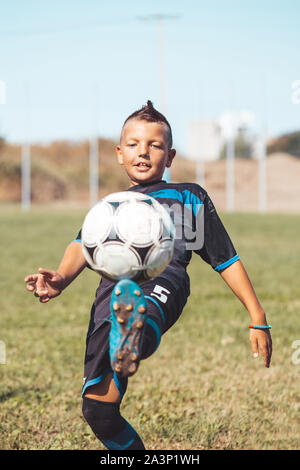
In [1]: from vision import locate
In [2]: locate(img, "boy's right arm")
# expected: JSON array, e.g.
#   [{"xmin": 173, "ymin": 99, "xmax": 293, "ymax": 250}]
[{"xmin": 24, "ymin": 241, "xmax": 87, "ymax": 303}]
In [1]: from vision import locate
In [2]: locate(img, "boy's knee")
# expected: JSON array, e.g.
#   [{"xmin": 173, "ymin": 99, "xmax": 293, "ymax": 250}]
[{"xmin": 82, "ymin": 396, "xmax": 125, "ymax": 440}]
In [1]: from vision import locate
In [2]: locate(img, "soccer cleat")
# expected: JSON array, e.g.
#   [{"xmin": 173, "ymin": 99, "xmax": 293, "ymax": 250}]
[{"xmin": 109, "ymin": 279, "xmax": 147, "ymax": 378}]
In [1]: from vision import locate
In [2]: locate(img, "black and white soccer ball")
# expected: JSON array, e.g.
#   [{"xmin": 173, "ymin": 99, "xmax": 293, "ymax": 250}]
[{"xmin": 81, "ymin": 191, "xmax": 175, "ymax": 283}]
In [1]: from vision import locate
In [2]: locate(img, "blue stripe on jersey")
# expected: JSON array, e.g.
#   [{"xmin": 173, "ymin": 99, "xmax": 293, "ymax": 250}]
[
  {"xmin": 214, "ymin": 254, "xmax": 240, "ymax": 272},
  {"xmin": 145, "ymin": 296, "xmax": 166, "ymax": 324},
  {"xmin": 148, "ymin": 189, "xmax": 203, "ymax": 216}
]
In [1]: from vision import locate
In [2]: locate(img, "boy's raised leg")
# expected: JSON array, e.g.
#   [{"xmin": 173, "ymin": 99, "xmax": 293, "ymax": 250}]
[{"xmin": 109, "ymin": 279, "xmax": 148, "ymax": 377}]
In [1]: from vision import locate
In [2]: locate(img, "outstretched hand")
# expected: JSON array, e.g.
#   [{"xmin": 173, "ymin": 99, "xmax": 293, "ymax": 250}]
[
  {"xmin": 249, "ymin": 328, "xmax": 272, "ymax": 368},
  {"xmin": 24, "ymin": 268, "xmax": 65, "ymax": 303}
]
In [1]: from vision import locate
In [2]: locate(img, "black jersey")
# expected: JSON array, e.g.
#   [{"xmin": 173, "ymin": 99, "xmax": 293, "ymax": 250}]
[{"xmin": 74, "ymin": 180, "xmax": 239, "ymax": 295}]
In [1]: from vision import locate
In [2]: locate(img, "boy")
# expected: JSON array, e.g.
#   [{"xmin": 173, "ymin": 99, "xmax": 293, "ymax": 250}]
[{"xmin": 25, "ymin": 100, "xmax": 272, "ymax": 450}]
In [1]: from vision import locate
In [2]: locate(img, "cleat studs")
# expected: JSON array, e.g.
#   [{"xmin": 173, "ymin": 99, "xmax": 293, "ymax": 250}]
[
  {"xmin": 117, "ymin": 317, "xmax": 125, "ymax": 324},
  {"xmin": 138, "ymin": 306, "xmax": 146, "ymax": 314},
  {"xmin": 131, "ymin": 353, "xmax": 138, "ymax": 361},
  {"xmin": 136, "ymin": 320, "xmax": 143, "ymax": 329},
  {"xmin": 115, "ymin": 364, "xmax": 122, "ymax": 373},
  {"xmin": 117, "ymin": 352, "xmax": 124, "ymax": 360},
  {"xmin": 134, "ymin": 290, "xmax": 141, "ymax": 297},
  {"xmin": 126, "ymin": 304, "xmax": 133, "ymax": 311},
  {"xmin": 115, "ymin": 288, "xmax": 121, "ymax": 296},
  {"xmin": 113, "ymin": 302, "xmax": 120, "ymax": 311}
]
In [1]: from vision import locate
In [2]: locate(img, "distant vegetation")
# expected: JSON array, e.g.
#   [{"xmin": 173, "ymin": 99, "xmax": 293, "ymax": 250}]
[
  {"xmin": 220, "ymin": 133, "xmax": 253, "ymax": 159},
  {"xmin": 267, "ymin": 130, "xmax": 300, "ymax": 157},
  {"xmin": 0, "ymin": 135, "xmax": 5, "ymax": 150},
  {"xmin": 219, "ymin": 129, "xmax": 300, "ymax": 160},
  {"xmin": 1, "ymin": 131, "xmax": 299, "ymax": 205},
  {"xmin": 0, "ymin": 138, "xmax": 195, "ymax": 203}
]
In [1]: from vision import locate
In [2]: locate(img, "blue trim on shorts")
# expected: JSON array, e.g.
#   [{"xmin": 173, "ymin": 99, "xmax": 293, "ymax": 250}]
[
  {"xmin": 113, "ymin": 372, "xmax": 127, "ymax": 399},
  {"xmin": 146, "ymin": 318, "xmax": 161, "ymax": 351},
  {"xmin": 214, "ymin": 254, "xmax": 240, "ymax": 272},
  {"xmin": 82, "ymin": 369, "xmax": 127, "ymax": 399},
  {"xmin": 145, "ymin": 296, "xmax": 166, "ymax": 324},
  {"xmin": 102, "ymin": 422, "xmax": 136, "ymax": 450},
  {"xmin": 81, "ymin": 368, "xmax": 111, "ymax": 396},
  {"xmin": 71, "ymin": 239, "xmax": 81, "ymax": 243}
]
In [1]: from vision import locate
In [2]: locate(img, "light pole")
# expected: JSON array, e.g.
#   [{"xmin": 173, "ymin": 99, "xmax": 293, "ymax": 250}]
[
  {"xmin": 137, "ymin": 14, "xmax": 181, "ymax": 183},
  {"xmin": 258, "ymin": 78, "xmax": 268, "ymax": 213},
  {"xmin": 219, "ymin": 112, "xmax": 236, "ymax": 212},
  {"xmin": 21, "ymin": 83, "xmax": 31, "ymax": 212},
  {"xmin": 89, "ymin": 83, "xmax": 99, "ymax": 208}
]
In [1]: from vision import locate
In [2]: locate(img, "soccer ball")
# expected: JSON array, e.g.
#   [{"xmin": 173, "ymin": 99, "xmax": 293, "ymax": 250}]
[{"xmin": 81, "ymin": 191, "xmax": 175, "ymax": 283}]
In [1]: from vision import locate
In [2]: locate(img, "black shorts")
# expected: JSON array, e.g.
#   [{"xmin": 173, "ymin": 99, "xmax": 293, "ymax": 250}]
[{"xmin": 82, "ymin": 276, "xmax": 190, "ymax": 399}]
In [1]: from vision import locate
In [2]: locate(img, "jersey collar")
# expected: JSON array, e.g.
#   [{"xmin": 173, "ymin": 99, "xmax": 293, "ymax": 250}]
[{"xmin": 127, "ymin": 180, "xmax": 166, "ymax": 191}]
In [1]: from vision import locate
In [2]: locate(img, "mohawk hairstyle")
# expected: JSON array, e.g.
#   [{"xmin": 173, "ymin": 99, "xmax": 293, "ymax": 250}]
[{"xmin": 122, "ymin": 100, "xmax": 173, "ymax": 148}]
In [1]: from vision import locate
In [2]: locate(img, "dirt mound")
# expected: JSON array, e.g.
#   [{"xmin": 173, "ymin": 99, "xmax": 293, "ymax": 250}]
[
  {"xmin": 203, "ymin": 152, "xmax": 300, "ymax": 212},
  {"xmin": 1, "ymin": 139, "xmax": 299, "ymax": 213}
]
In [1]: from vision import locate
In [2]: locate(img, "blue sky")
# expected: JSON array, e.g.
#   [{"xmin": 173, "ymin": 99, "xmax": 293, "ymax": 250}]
[{"xmin": 0, "ymin": 0, "xmax": 299, "ymax": 154}]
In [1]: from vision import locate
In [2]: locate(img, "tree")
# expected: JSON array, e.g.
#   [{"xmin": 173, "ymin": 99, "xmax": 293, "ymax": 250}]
[
  {"xmin": 220, "ymin": 131, "xmax": 253, "ymax": 159},
  {"xmin": 0, "ymin": 126, "xmax": 5, "ymax": 151},
  {"xmin": 267, "ymin": 131, "xmax": 300, "ymax": 157}
]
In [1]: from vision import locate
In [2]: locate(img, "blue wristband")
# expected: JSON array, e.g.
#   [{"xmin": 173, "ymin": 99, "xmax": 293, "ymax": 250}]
[{"xmin": 248, "ymin": 325, "xmax": 271, "ymax": 330}]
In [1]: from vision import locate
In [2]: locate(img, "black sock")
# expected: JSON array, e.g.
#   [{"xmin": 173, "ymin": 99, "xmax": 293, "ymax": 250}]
[{"xmin": 82, "ymin": 397, "xmax": 145, "ymax": 450}]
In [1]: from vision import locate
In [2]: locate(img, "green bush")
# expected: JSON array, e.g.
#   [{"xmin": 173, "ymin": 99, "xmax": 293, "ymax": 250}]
[
  {"xmin": 267, "ymin": 131, "xmax": 300, "ymax": 157},
  {"xmin": 220, "ymin": 135, "xmax": 253, "ymax": 159}
]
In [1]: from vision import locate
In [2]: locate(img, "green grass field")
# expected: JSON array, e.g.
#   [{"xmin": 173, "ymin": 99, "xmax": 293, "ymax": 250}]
[{"xmin": 0, "ymin": 206, "xmax": 300, "ymax": 450}]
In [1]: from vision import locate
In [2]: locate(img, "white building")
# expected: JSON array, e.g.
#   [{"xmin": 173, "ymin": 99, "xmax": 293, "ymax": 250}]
[
  {"xmin": 188, "ymin": 111, "xmax": 257, "ymax": 162},
  {"xmin": 188, "ymin": 119, "xmax": 223, "ymax": 162}
]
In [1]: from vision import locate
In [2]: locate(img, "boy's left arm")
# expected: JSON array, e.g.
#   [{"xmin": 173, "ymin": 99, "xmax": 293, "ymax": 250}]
[{"xmin": 220, "ymin": 259, "xmax": 272, "ymax": 368}]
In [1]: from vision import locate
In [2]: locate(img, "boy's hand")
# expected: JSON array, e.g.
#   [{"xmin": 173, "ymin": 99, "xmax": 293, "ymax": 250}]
[
  {"xmin": 24, "ymin": 268, "xmax": 65, "ymax": 303},
  {"xmin": 249, "ymin": 328, "xmax": 272, "ymax": 368}
]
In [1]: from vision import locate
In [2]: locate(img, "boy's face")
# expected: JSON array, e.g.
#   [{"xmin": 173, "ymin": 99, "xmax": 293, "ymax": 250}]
[{"xmin": 116, "ymin": 119, "xmax": 176, "ymax": 186}]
